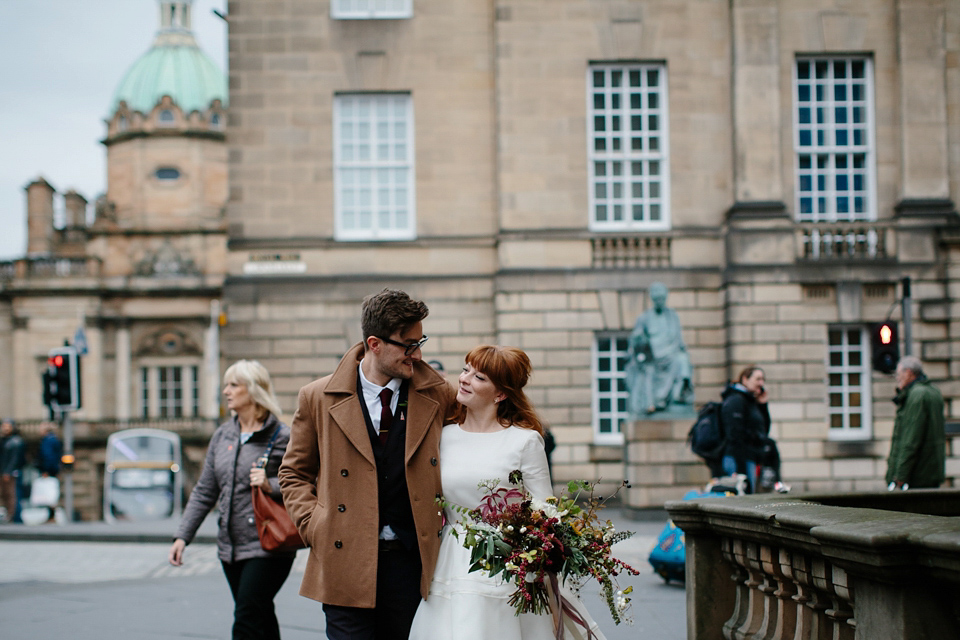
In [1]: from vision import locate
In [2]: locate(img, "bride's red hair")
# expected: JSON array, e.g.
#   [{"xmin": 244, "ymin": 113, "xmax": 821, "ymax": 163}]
[{"xmin": 451, "ymin": 345, "xmax": 544, "ymax": 435}]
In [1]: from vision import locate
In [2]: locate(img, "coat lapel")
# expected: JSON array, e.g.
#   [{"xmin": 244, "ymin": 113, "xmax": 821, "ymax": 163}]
[
  {"xmin": 325, "ymin": 343, "xmax": 376, "ymax": 466},
  {"xmin": 325, "ymin": 342, "xmax": 447, "ymax": 466},
  {"xmin": 404, "ymin": 366, "xmax": 443, "ymax": 464}
]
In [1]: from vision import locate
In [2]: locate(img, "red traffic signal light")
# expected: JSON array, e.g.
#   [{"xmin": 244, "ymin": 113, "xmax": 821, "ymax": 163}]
[
  {"xmin": 43, "ymin": 346, "xmax": 81, "ymax": 411},
  {"xmin": 870, "ymin": 322, "xmax": 899, "ymax": 374},
  {"xmin": 878, "ymin": 324, "xmax": 893, "ymax": 345}
]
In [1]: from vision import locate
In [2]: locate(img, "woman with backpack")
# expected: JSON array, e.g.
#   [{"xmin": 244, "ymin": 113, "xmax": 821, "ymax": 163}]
[{"xmin": 720, "ymin": 365, "xmax": 787, "ymax": 493}]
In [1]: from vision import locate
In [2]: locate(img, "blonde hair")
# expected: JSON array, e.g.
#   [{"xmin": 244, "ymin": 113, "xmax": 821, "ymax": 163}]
[{"xmin": 223, "ymin": 360, "xmax": 283, "ymax": 420}]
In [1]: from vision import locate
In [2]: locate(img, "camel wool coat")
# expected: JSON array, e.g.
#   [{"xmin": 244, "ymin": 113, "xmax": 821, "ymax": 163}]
[{"xmin": 279, "ymin": 343, "xmax": 456, "ymax": 608}]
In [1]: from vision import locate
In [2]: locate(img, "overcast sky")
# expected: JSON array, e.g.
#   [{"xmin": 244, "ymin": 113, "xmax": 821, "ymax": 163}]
[{"xmin": 0, "ymin": 0, "xmax": 226, "ymax": 259}]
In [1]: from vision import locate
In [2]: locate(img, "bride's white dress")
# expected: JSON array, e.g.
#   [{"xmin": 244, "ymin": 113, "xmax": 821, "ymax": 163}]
[{"xmin": 409, "ymin": 424, "xmax": 605, "ymax": 640}]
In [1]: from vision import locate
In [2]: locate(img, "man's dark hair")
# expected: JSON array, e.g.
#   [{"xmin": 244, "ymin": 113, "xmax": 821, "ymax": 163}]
[{"xmin": 361, "ymin": 289, "xmax": 429, "ymax": 345}]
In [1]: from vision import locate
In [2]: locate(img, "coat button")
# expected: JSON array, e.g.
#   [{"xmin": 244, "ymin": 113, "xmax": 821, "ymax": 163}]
[
  {"xmin": 335, "ymin": 540, "xmax": 343, "ymax": 548},
  {"xmin": 340, "ymin": 469, "xmax": 348, "ymax": 477},
  {"xmin": 338, "ymin": 504, "xmax": 346, "ymax": 512},
  {"xmin": 430, "ymin": 457, "xmax": 438, "ymax": 466}
]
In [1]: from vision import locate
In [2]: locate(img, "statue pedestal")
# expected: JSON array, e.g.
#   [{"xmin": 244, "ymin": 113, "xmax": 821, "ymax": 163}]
[{"xmin": 622, "ymin": 418, "xmax": 711, "ymax": 511}]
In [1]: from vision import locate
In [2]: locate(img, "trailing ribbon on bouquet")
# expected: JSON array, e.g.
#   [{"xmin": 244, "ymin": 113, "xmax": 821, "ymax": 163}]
[{"xmin": 546, "ymin": 573, "xmax": 599, "ymax": 640}]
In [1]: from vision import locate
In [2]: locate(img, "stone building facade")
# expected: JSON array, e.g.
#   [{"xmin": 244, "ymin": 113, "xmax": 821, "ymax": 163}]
[
  {"xmin": 221, "ymin": 0, "xmax": 958, "ymax": 508},
  {"xmin": 0, "ymin": 1, "xmax": 227, "ymax": 519}
]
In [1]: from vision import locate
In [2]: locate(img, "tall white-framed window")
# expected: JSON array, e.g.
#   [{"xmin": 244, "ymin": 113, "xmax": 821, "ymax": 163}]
[
  {"xmin": 140, "ymin": 364, "xmax": 200, "ymax": 419},
  {"xmin": 794, "ymin": 56, "xmax": 876, "ymax": 222},
  {"xmin": 826, "ymin": 326, "xmax": 872, "ymax": 440},
  {"xmin": 331, "ymin": 0, "xmax": 412, "ymax": 20},
  {"xmin": 334, "ymin": 93, "xmax": 415, "ymax": 241},
  {"xmin": 587, "ymin": 63, "xmax": 670, "ymax": 232},
  {"xmin": 592, "ymin": 332, "xmax": 631, "ymax": 444}
]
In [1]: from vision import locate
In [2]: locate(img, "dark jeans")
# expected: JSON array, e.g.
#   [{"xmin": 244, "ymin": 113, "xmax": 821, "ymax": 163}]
[
  {"xmin": 323, "ymin": 546, "xmax": 423, "ymax": 640},
  {"xmin": 221, "ymin": 555, "xmax": 295, "ymax": 640}
]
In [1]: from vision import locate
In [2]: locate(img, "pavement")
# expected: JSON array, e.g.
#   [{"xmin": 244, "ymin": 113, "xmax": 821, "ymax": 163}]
[{"xmin": 0, "ymin": 507, "xmax": 687, "ymax": 639}]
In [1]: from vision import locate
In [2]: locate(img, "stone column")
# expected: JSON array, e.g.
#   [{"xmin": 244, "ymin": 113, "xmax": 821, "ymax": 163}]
[
  {"xmin": 79, "ymin": 315, "xmax": 102, "ymax": 420},
  {"xmin": 684, "ymin": 531, "xmax": 736, "ymax": 640},
  {"xmin": 203, "ymin": 299, "xmax": 221, "ymax": 419},
  {"xmin": 730, "ymin": 0, "xmax": 783, "ymax": 208},
  {"xmin": 897, "ymin": 0, "xmax": 949, "ymax": 202},
  {"xmin": 0, "ymin": 305, "xmax": 13, "ymax": 418},
  {"xmin": 115, "ymin": 323, "xmax": 131, "ymax": 421},
  {"xmin": 12, "ymin": 318, "xmax": 31, "ymax": 418}
]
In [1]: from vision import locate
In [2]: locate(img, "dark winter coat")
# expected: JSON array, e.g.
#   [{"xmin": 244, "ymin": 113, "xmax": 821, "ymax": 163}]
[
  {"xmin": 37, "ymin": 432, "xmax": 62, "ymax": 477},
  {"xmin": 0, "ymin": 433, "xmax": 25, "ymax": 476},
  {"xmin": 721, "ymin": 383, "xmax": 771, "ymax": 468},
  {"xmin": 174, "ymin": 413, "xmax": 294, "ymax": 563},
  {"xmin": 886, "ymin": 376, "xmax": 945, "ymax": 489}
]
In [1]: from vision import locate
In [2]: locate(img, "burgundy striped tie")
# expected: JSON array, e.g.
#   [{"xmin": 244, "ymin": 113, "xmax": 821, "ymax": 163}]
[{"xmin": 379, "ymin": 388, "xmax": 393, "ymax": 444}]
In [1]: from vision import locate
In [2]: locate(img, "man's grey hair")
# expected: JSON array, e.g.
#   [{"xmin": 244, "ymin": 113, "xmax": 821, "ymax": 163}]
[{"xmin": 898, "ymin": 355, "xmax": 924, "ymax": 376}]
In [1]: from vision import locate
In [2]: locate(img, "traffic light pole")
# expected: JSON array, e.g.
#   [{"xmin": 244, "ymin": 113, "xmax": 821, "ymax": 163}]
[
  {"xmin": 62, "ymin": 410, "xmax": 74, "ymax": 522},
  {"xmin": 902, "ymin": 277, "xmax": 912, "ymax": 356}
]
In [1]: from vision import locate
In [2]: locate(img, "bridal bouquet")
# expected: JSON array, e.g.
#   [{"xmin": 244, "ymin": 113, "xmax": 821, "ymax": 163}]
[{"xmin": 449, "ymin": 471, "xmax": 639, "ymax": 624}]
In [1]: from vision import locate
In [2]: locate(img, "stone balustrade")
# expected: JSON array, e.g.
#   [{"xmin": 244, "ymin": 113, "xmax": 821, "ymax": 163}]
[
  {"xmin": 591, "ymin": 234, "xmax": 672, "ymax": 268},
  {"xmin": 795, "ymin": 221, "xmax": 896, "ymax": 260},
  {"xmin": 667, "ymin": 490, "xmax": 960, "ymax": 640},
  {"xmin": 25, "ymin": 257, "xmax": 100, "ymax": 278},
  {"xmin": 0, "ymin": 257, "xmax": 101, "ymax": 281}
]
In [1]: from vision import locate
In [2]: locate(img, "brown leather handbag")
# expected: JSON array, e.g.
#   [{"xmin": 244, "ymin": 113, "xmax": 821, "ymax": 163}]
[{"xmin": 252, "ymin": 426, "xmax": 305, "ymax": 552}]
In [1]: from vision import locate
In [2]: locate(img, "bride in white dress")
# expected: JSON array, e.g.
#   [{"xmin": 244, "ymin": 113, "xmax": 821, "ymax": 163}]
[{"xmin": 409, "ymin": 345, "xmax": 605, "ymax": 640}]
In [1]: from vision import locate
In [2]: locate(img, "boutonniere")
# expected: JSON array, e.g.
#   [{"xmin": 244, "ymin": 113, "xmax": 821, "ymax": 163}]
[{"xmin": 398, "ymin": 400, "xmax": 407, "ymax": 421}]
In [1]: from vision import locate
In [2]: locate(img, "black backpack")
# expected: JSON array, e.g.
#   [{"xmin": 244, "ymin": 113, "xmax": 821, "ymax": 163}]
[{"xmin": 687, "ymin": 401, "xmax": 725, "ymax": 461}]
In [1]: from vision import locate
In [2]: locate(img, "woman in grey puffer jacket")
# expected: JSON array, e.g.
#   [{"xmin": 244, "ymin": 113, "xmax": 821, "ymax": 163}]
[{"xmin": 169, "ymin": 360, "xmax": 295, "ymax": 640}]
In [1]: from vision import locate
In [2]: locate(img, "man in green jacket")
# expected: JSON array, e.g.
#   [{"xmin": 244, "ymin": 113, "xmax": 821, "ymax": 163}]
[{"xmin": 886, "ymin": 356, "xmax": 946, "ymax": 490}]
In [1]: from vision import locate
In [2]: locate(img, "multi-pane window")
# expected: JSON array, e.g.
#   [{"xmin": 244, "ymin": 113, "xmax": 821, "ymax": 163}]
[
  {"xmin": 826, "ymin": 326, "xmax": 872, "ymax": 440},
  {"xmin": 140, "ymin": 365, "xmax": 199, "ymax": 419},
  {"xmin": 334, "ymin": 94, "xmax": 415, "ymax": 241},
  {"xmin": 593, "ymin": 333, "xmax": 631, "ymax": 444},
  {"xmin": 331, "ymin": 0, "xmax": 412, "ymax": 19},
  {"xmin": 794, "ymin": 57, "xmax": 875, "ymax": 222},
  {"xmin": 587, "ymin": 63, "xmax": 670, "ymax": 231}
]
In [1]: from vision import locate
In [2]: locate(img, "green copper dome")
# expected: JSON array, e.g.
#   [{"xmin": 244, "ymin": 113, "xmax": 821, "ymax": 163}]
[{"xmin": 110, "ymin": 1, "xmax": 226, "ymax": 115}]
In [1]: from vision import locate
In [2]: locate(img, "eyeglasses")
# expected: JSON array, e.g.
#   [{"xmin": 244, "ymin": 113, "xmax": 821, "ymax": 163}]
[{"xmin": 379, "ymin": 335, "xmax": 429, "ymax": 356}]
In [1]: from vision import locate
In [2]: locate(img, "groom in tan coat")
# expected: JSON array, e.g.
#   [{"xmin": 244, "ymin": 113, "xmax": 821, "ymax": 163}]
[{"xmin": 279, "ymin": 289, "xmax": 456, "ymax": 640}]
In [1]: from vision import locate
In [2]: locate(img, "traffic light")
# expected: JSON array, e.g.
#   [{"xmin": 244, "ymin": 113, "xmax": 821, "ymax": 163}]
[
  {"xmin": 43, "ymin": 346, "xmax": 81, "ymax": 411},
  {"xmin": 870, "ymin": 321, "xmax": 899, "ymax": 374}
]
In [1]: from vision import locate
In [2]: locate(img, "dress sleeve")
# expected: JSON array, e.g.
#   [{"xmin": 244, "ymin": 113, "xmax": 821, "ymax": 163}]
[{"xmin": 519, "ymin": 431, "xmax": 553, "ymax": 501}]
